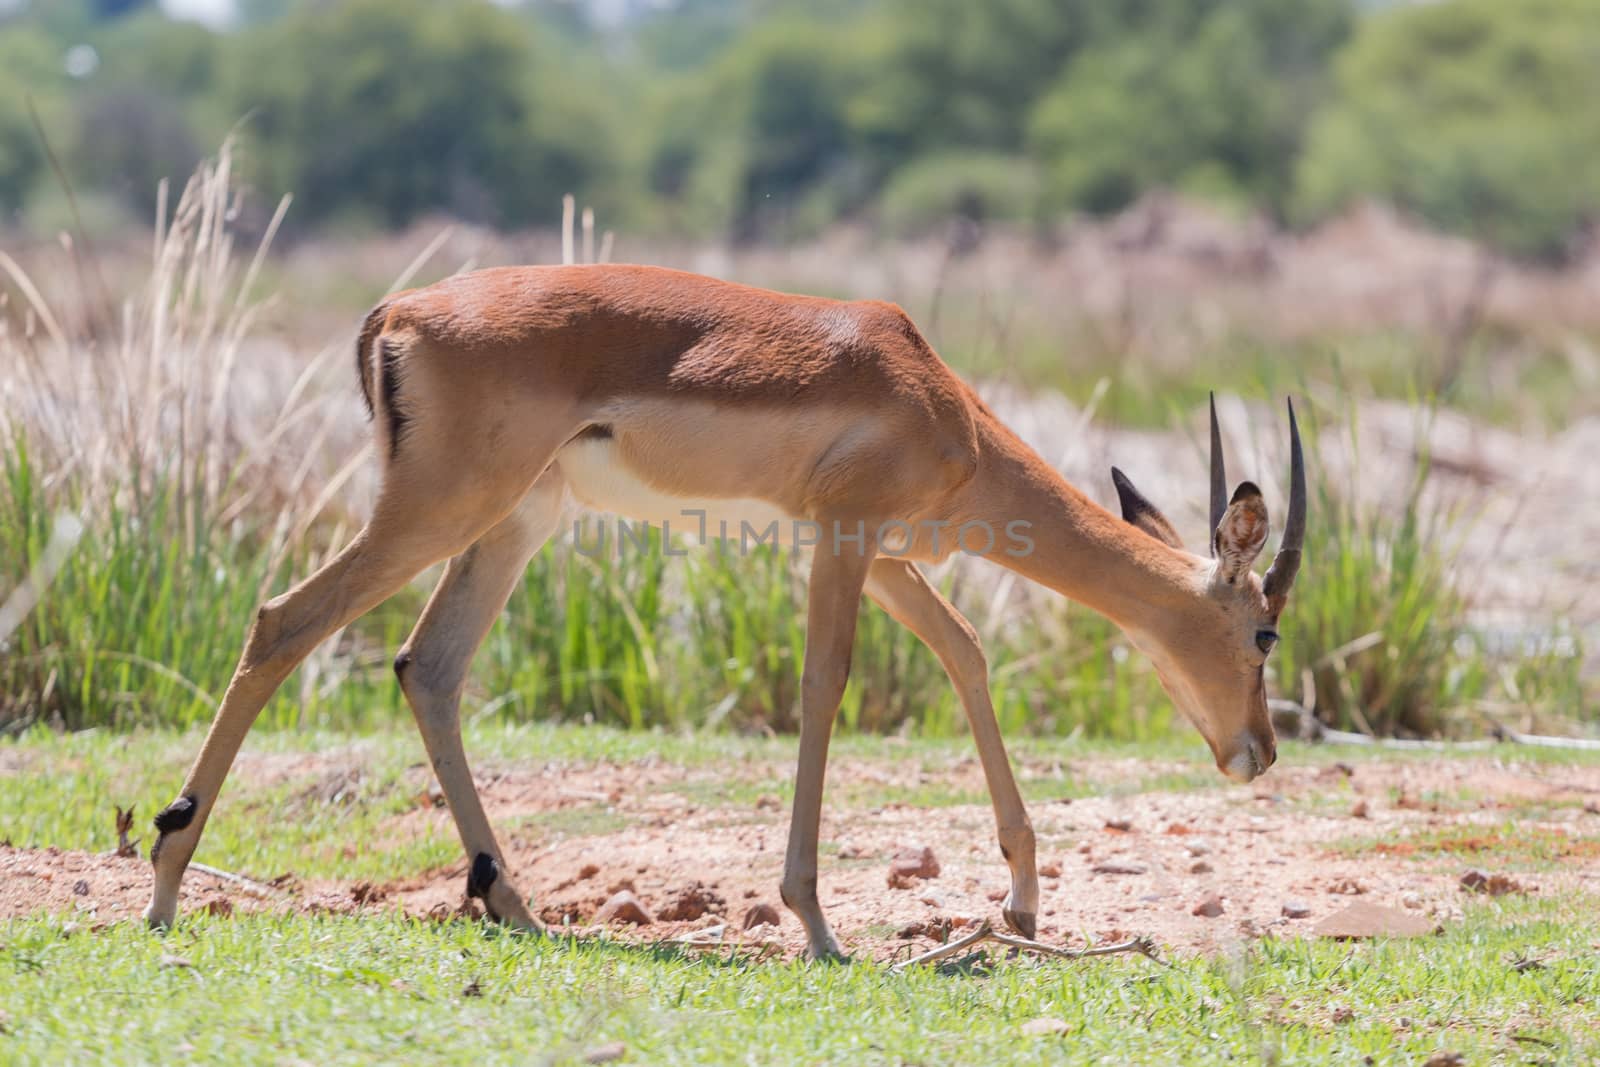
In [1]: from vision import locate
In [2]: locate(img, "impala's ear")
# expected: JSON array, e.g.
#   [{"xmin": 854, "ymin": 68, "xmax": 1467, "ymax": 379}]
[
  {"xmin": 1111, "ymin": 467, "xmax": 1184, "ymax": 549},
  {"xmin": 1213, "ymin": 481, "xmax": 1269, "ymax": 584}
]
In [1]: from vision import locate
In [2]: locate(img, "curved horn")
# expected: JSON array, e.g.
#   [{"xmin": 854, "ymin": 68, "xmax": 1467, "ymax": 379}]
[
  {"xmin": 1262, "ymin": 398, "xmax": 1306, "ymax": 607},
  {"xmin": 1209, "ymin": 392, "xmax": 1227, "ymax": 557}
]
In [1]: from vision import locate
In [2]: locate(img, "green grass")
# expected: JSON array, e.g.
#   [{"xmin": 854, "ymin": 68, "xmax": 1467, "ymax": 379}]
[
  {"xmin": 6, "ymin": 727, "xmax": 1600, "ymax": 1063},
  {"xmin": 1, "ymin": 895, "xmax": 1595, "ymax": 1064}
]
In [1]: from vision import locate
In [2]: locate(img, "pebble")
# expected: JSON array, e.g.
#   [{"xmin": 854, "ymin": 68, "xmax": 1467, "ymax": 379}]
[
  {"xmin": 887, "ymin": 846, "xmax": 941, "ymax": 888},
  {"xmin": 596, "ymin": 890, "xmax": 652, "ymax": 926}
]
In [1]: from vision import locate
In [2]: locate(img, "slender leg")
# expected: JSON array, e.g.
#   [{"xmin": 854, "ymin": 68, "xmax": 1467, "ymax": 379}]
[
  {"xmin": 393, "ymin": 475, "xmax": 566, "ymax": 929},
  {"xmin": 865, "ymin": 558, "xmax": 1040, "ymax": 937},
  {"xmin": 144, "ymin": 485, "xmax": 532, "ymax": 929},
  {"xmin": 779, "ymin": 535, "xmax": 877, "ymax": 961}
]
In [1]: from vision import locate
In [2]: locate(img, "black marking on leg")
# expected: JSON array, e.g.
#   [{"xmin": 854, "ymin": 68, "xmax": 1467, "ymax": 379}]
[
  {"xmin": 999, "ymin": 843, "xmax": 1012, "ymax": 861},
  {"xmin": 150, "ymin": 794, "xmax": 198, "ymax": 864},
  {"xmin": 154, "ymin": 795, "xmax": 198, "ymax": 834},
  {"xmin": 393, "ymin": 649, "xmax": 413, "ymax": 679},
  {"xmin": 466, "ymin": 852, "xmax": 499, "ymax": 901}
]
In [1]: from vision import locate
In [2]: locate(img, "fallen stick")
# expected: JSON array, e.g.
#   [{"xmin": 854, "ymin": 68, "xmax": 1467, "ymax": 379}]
[
  {"xmin": 188, "ymin": 862, "xmax": 288, "ymax": 898},
  {"xmin": 891, "ymin": 920, "xmax": 1162, "ymax": 973},
  {"xmin": 1268, "ymin": 701, "xmax": 1595, "ymax": 751}
]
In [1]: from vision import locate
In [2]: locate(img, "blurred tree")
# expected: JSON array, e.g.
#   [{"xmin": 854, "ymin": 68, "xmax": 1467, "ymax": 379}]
[
  {"xmin": 850, "ymin": 0, "xmax": 1097, "ymax": 165},
  {"xmin": 1296, "ymin": 0, "xmax": 1600, "ymax": 259},
  {"xmin": 0, "ymin": 28, "xmax": 69, "ymax": 218},
  {"xmin": 225, "ymin": 0, "xmax": 620, "ymax": 228},
  {"xmin": 650, "ymin": 19, "xmax": 867, "ymax": 240},
  {"xmin": 1028, "ymin": 0, "xmax": 1352, "ymax": 218}
]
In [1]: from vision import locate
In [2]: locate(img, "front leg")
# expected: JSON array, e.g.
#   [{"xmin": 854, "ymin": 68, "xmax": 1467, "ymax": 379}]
[
  {"xmin": 779, "ymin": 535, "xmax": 876, "ymax": 960},
  {"xmin": 864, "ymin": 558, "xmax": 1039, "ymax": 937}
]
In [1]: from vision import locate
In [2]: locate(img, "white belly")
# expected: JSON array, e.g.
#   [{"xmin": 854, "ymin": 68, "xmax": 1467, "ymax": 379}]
[{"xmin": 554, "ymin": 437, "xmax": 795, "ymax": 543}]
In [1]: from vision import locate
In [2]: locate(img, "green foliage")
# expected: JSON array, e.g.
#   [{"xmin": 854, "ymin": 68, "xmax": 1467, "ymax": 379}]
[
  {"xmin": 5, "ymin": 0, "xmax": 1597, "ymax": 252},
  {"xmin": 877, "ymin": 152, "xmax": 1041, "ymax": 236},
  {"xmin": 223, "ymin": 0, "xmax": 621, "ymax": 228},
  {"xmin": 1029, "ymin": 0, "xmax": 1350, "ymax": 216},
  {"xmin": 648, "ymin": 19, "xmax": 868, "ymax": 239},
  {"xmin": 0, "ymin": 27, "xmax": 70, "ymax": 216},
  {"xmin": 1296, "ymin": 0, "xmax": 1600, "ymax": 259}
]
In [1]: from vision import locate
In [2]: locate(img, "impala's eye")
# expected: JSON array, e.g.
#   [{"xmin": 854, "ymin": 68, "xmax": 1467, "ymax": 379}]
[{"xmin": 1256, "ymin": 630, "xmax": 1279, "ymax": 655}]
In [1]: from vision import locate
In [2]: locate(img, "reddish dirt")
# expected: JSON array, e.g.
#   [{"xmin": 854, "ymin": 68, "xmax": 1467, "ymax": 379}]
[{"xmin": 4, "ymin": 754, "xmax": 1599, "ymax": 959}]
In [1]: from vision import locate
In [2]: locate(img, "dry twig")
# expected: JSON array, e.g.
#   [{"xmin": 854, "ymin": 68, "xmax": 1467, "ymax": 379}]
[{"xmin": 891, "ymin": 920, "xmax": 1162, "ymax": 973}]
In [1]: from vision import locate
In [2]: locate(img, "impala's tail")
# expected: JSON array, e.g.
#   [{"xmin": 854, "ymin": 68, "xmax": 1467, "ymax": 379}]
[
  {"xmin": 355, "ymin": 298, "xmax": 413, "ymax": 458},
  {"xmin": 355, "ymin": 300, "xmax": 392, "ymax": 421}
]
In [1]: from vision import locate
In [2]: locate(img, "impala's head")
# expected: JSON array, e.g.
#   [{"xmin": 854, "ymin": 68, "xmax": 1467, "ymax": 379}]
[{"xmin": 1110, "ymin": 397, "xmax": 1306, "ymax": 783}]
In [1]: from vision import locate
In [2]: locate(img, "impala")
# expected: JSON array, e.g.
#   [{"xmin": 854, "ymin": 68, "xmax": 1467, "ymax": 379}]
[{"xmin": 145, "ymin": 264, "xmax": 1306, "ymax": 959}]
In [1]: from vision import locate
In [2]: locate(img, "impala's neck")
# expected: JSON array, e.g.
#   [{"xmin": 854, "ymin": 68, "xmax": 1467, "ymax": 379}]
[{"xmin": 956, "ymin": 419, "xmax": 1204, "ymax": 631}]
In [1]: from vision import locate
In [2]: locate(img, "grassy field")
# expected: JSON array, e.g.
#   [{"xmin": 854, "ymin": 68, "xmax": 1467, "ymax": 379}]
[
  {"xmin": 3, "ymin": 725, "xmax": 1600, "ymax": 1065},
  {"xmin": 2, "ymin": 900, "xmax": 1595, "ymax": 1066}
]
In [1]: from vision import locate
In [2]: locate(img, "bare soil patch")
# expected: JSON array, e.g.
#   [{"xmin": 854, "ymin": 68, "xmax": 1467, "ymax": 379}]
[{"xmin": 5, "ymin": 755, "xmax": 1598, "ymax": 959}]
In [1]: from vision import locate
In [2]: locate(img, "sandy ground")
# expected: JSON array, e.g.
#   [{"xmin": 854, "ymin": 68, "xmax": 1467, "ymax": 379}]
[{"xmin": 5, "ymin": 752, "xmax": 1598, "ymax": 960}]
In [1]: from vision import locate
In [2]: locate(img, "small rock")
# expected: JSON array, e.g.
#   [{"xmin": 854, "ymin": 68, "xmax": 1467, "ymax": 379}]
[
  {"xmin": 462, "ymin": 980, "xmax": 482, "ymax": 998},
  {"xmin": 1330, "ymin": 1005, "xmax": 1355, "ymax": 1024},
  {"xmin": 578, "ymin": 863, "xmax": 600, "ymax": 880},
  {"xmin": 159, "ymin": 954, "xmax": 194, "ymax": 969},
  {"xmin": 1311, "ymin": 901, "xmax": 1440, "ymax": 939},
  {"xmin": 1460, "ymin": 869, "xmax": 1523, "ymax": 896},
  {"xmin": 1421, "ymin": 1054, "xmax": 1464, "ymax": 1067},
  {"xmin": 203, "ymin": 897, "xmax": 234, "ymax": 918},
  {"xmin": 1329, "ymin": 878, "xmax": 1366, "ymax": 896},
  {"xmin": 1190, "ymin": 861, "xmax": 1214, "ymax": 875},
  {"xmin": 596, "ymin": 890, "xmax": 652, "ymax": 926},
  {"xmin": 1191, "ymin": 895, "xmax": 1225, "ymax": 918},
  {"xmin": 1038, "ymin": 862, "xmax": 1062, "ymax": 879},
  {"xmin": 1282, "ymin": 900, "xmax": 1311, "ymax": 919},
  {"xmin": 742, "ymin": 903, "xmax": 781, "ymax": 930},
  {"xmin": 887, "ymin": 846, "xmax": 941, "ymax": 888},
  {"xmin": 986, "ymin": 888, "xmax": 1007, "ymax": 902},
  {"xmin": 584, "ymin": 1042, "xmax": 627, "ymax": 1064},
  {"xmin": 658, "ymin": 881, "xmax": 725, "ymax": 922},
  {"xmin": 1093, "ymin": 861, "xmax": 1147, "ymax": 876},
  {"xmin": 1349, "ymin": 799, "xmax": 1370, "ymax": 819},
  {"xmin": 1583, "ymin": 798, "xmax": 1599, "ymax": 816},
  {"xmin": 1021, "ymin": 1017, "xmax": 1072, "ymax": 1036},
  {"xmin": 350, "ymin": 882, "xmax": 385, "ymax": 906},
  {"xmin": 837, "ymin": 843, "xmax": 868, "ymax": 859},
  {"xmin": 918, "ymin": 891, "xmax": 945, "ymax": 908},
  {"xmin": 72, "ymin": 879, "xmax": 90, "ymax": 896},
  {"xmin": 755, "ymin": 794, "xmax": 782, "ymax": 812},
  {"xmin": 1104, "ymin": 818, "xmax": 1133, "ymax": 832},
  {"xmin": 1185, "ymin": 841, "xmax": 1211, "ymax": 857},
  {"xmin": 1400, "ymin": 892, "xmax": 1423, "ymax": 910}
]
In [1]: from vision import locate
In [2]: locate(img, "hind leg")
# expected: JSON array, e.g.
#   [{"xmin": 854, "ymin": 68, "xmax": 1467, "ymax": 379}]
[
  {"xmin": 145, "ymin": 493, "xmax": 509, "ymax": 928},
  {"xmin": 393, "ymin": 473, "xmax": 567, "ymax": 929}
]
